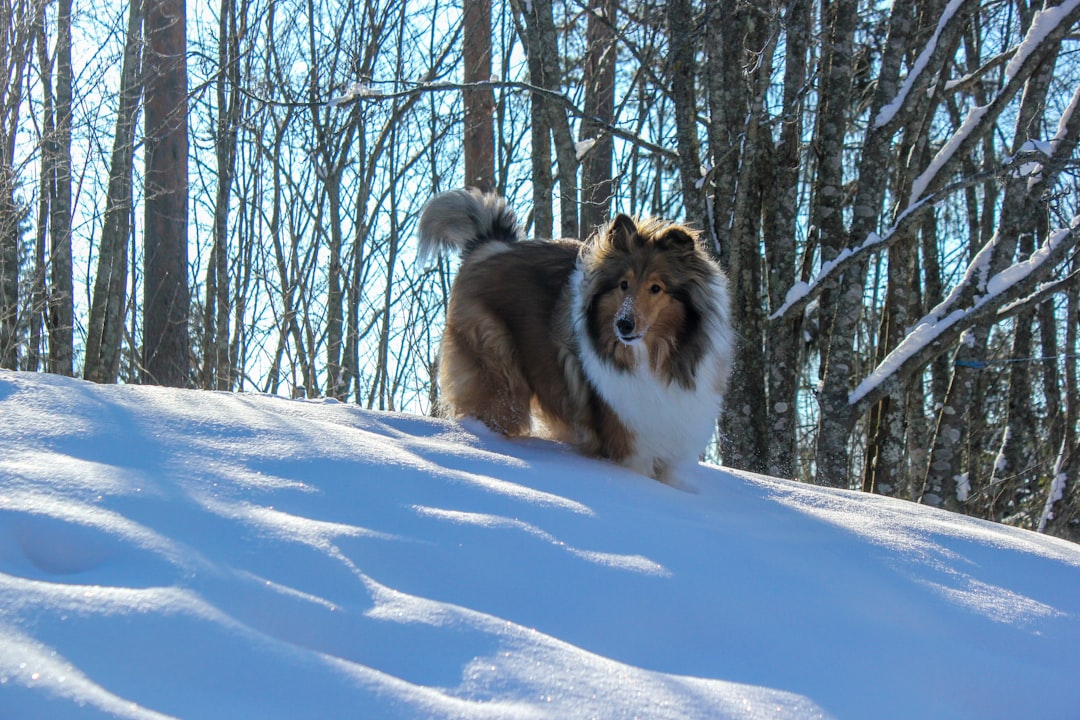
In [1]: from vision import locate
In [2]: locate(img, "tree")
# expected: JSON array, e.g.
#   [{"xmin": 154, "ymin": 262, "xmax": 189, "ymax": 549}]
[
  {"xmin": 1, "ymin": 0, "xmax": 36, "ymax": 370},
  {"xmin": 518, "ymin": 0, "xmax": 578, "ymax": 239},
  {"xmin": 463, "ymin": 0, "xmax": 495, "ymax": 192},
  {"xmin": 200, "ymin": 0, "xmax": 243, "ymax": 391},
  {"xmin": 579, "ymin": 0, "xmax": 616, "ymax": 236},
  {"xmin": 85, "ymin": 0, "xmax": 143, "ymax": 385},
  {"xmin": 763, "ymin": 0, "xmax": 811, "ymax": 479},
  {"xmin": 44, "ymin": 0, "xmax": 73, "ymax": 376},
  {"xmin": 143, "ymin": 0, "xmax": 190, "ymax": 387}
]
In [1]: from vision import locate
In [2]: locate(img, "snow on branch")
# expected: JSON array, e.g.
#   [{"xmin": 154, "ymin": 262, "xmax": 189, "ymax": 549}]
[
  {"xmin": 1038, "ymin": 443, "xmax": 1070, "ymax": 533},
  {"xmin": 774, "ymin": 64, "xmax": 1080, "ymax": 328},
  {"xmin": 873, "ymin": 0, "xmax": 970, "ymax": 129},
  {"xmin": 770, "ymin": 192, "xmax": 937, "ymax": 323},
  {"xmin": 909, "ymin": 0, "xmax": 1080, "ymax": 205},
  {"xmin": 326, "ymin": 82, "xmax": 374, "ymax": 106},
  {"xmin": 848, "ymin": 217, "xmax": 1080, "ymax": 416}
]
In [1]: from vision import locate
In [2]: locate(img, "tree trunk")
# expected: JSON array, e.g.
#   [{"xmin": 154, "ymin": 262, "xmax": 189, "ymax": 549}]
[
  {"xmin": 579, "ymin": 0, "xmax": 615, "ymax": 237},
  {"xmin": 988, "ymin": 231, "xmax": 1037, "ymax": 519},
  {"xmin": 0, "ymin": 0, "xmax": 37, "ymax": 369},
  {"xmin": 143, "ymin": 0, "xmax": 190, "ymax": 387},
  {"xmin": 810, "ymin": 0, "xmax": 858, "ymax": 486},
  {"xmin": 0, "ymin": 0, "xmax": 35, "ymax": 369},
  {"xmin": 1042, "ymin": 260, "xmax": 1078, "ymax": 538},
  {"xmin": 763, "ymin": 0, "xmax": 811, "ymax": 480},
  {"xmin": 46, "ymin": 0, "xmax": 73, "ymax": 376},
  {"xmin": 717, "ymin": 4, "xmax": 773, "ymax": 474},
  {"xmin": 529, "ymin": 89, "xmax": 553, "ymax": 239},
  {"xmin": 463, "ymin": 0, "xmax": 495, "ymax": 192},
  {"xmin": 703, "ymin": 0, "xmax": 747, "ymax": 264},
  {"xmin": 324, "ymin": 173, "xmax": 347, "ymax": 399},
  {"xmin": 201, "ymin": 0, "xmax": 240, "ymax": 391},
  {"xmin": 85, "ymin": 0, "xmax": 143, "ymax": 385},
  {"xmin": 665, "ymin": 0, "xmax": 705, "ymax": 231},
  {"xmin": 859, "ymin": 0, "xmax": 927, "ymax": 495},
  {"xmin": 345, "ymin": 131, "xmax": 371, "ymax": 402},
  {"xmin": 526, "ymin": 0, "xmax": 577, "ymax": 238},
  {"xmin": 922, "ymin": 32, "xmax": 1064, "ymax": 508}
]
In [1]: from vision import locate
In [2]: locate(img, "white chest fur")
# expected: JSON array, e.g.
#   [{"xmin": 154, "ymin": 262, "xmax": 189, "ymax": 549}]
[{"xmin": 570, "ymin": 267, "xmax": 731, "ymax": 479}]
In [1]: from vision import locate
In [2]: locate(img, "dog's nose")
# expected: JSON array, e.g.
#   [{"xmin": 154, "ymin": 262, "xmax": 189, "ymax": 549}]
[{"xmin": 616, "ymin": 316, "xmax": 636, "ymax": 336}]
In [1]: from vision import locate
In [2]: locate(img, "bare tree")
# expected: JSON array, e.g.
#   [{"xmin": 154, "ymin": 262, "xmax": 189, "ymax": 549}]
[
  {"xmin": 807, "ymin": 0, "xmax": 858, "ymax": 485},
  {"xmin": 518, "ymin": 0, "xmax": 578, "ymax": 238},
  {"xmin": 714, "ymin": 1, "xmax": 775, "ymax": 474},
  {"xmin": 579, "ymin": 0, "xmax": 616, "ymax": 236},
  {"xmin": 665, "ymin": 0, "xmax": 705, "ymax": 231},
  {"xmin": 200, "ymin": 0, "xmax": 244, "ymax": 391},
  {"xmin": 463, "ymin": 0, "xmax": 495, "ymax": 191},
  {"xmin": 43, "ymin": 0, "xmax": 73, "ymax": 376},
  {"xmin": 85, "ymin": 0, "xmax": 143, "ymax": 385},
  {"xmin": 0, "ymin": 0, "xmax": 37, "ymax": 369},
  {"xmin": 7, "ymin": 0, "xmax": 1080, "ymax": 543},
  {"xmin": 763, "ymin": 0, "xmax": 811, "ymax": 479},
  {"xmin": 143, "ymin": 0, "xmax": 190, "ymax": 386}
]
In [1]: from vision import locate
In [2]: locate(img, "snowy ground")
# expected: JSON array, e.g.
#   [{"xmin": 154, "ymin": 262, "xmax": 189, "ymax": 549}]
[{"xmin": 1, "ymin": 371, "xmax": 1079, "ymax": 719}]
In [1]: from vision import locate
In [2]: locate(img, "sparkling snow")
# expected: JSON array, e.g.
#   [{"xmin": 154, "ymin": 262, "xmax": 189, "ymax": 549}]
[{"xmin": 2, "ymin": 371, "xmax": 1080, "ymax": 719}]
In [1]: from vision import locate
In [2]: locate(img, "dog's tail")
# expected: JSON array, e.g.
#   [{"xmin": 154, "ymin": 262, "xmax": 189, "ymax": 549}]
[{"xmin": 417, "ymin": 188, "xmax": 521, "ymax": 264}]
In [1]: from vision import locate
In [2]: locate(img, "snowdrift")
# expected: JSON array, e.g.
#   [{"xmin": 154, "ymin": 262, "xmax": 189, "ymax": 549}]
[{"xmin": 1, "ymin": 370, "xmax": 1079, "ymax": 719}]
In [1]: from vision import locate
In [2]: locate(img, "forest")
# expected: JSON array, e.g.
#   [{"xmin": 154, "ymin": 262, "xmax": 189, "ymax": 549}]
[{"xmin": 1, "ymin": 0, "xmax": 1078, "ymax": 540}]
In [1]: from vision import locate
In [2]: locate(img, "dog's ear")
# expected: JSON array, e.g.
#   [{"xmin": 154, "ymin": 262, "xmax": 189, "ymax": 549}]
[
  {"xmin": 607, "ymin": 214, "xmax": 638, "ymax": 251},
  {"xmin": 658, "ymin": 227, "xmax": 698, "ymax": 251}
]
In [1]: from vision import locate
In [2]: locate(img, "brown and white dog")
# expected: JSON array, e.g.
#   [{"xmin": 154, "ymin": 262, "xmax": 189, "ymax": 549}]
[{"xmin": 419, "ymin": 188, "xmax": 733, "ymax": 482}]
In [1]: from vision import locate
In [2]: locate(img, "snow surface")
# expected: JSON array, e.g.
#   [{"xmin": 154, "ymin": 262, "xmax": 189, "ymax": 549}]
[{"xmin": 2, "ymin": 371, "xmax": 1080, "ymax": 719}]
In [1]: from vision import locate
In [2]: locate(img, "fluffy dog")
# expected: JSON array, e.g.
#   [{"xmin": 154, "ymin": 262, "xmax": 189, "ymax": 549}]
[{"xmin": 419, "ymin": 188, "xmax": 733, "ymax": 482}]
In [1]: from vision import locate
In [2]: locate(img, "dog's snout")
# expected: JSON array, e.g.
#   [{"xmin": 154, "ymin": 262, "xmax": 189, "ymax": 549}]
[{"xmin": 616, "ymin": 316, "xmax": 636, "ymax": 336}]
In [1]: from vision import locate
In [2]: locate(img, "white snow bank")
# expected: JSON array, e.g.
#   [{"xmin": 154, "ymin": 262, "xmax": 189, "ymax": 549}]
[{"xmin": 1, "ymin": 371, "xmax": 1079, "ymax": 719}]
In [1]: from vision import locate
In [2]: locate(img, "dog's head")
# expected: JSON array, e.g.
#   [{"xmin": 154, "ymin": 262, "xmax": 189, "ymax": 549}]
[{"xmin": 579, "ymin": 215, "xmax": 711, "ymax": 382}]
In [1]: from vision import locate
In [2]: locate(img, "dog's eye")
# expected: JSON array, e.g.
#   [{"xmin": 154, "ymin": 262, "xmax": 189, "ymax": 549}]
[
  {"xmin": 650, "ymin": 284, "xmax": 663, "ymax": 294},
  {"xmin": 619, "ymin": 280, "xmax": 629, "ymax": 291}
]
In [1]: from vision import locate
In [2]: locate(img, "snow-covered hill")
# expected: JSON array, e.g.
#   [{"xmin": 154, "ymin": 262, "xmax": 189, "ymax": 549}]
[{"xmin": 2, "ymin": 370, "xmax": 1079, "ymax": 719}]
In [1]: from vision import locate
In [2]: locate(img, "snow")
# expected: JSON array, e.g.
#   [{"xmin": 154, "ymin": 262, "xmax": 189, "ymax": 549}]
[
  {"xmin": 3, "ymin": 371, "xmax": 1080, "ymax": 719},
  {"xmin": 326, "ymin": 82, "xmax": 374, "ymax": 107},
  {"xmin": 770, "ymin": 228, "xmax": 895, "ymax": 321},
  {"xmin": 1002, "ymin": 0, "xmax": 1080, "ymax": 84},
  {"xmin": 955, "ymin": 473, "xmax": 971, "ymax": 503},
  {"xmin": 873, "ymin": 0, "xmax": 966, "ymax": 129},
  {"xmin": 848, "ymin": 308, "xmax": 967, "ymax": 405},
  {"xmin": 909, "ymin": 102, "xmax": 989, "ymax": 203},
  {"xmin": 849, "ymin": 217, "xmax": 1077, "ymax": 407},
  {"xmin": 574, "ymin": 138, "xmax": 596, "ymax": 161},
  {"xmin": 908, "ymin": 0, "xmax": 1080, "ymax": 204}
]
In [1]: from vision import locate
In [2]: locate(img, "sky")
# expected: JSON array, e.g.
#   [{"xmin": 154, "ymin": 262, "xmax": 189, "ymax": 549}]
[{"xmin": 2, "ymin": 370, "xmax": 1080, "ymax": 719}]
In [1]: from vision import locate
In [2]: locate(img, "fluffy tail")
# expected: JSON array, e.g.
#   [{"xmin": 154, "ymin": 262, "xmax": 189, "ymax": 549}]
[{"xmin": 417, "ymin": 188, "xmax": 521, "ymax": 264}]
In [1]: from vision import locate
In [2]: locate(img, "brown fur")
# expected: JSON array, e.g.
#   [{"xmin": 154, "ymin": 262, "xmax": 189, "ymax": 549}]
[
  {"xmin": 421, "ymin": 189, "xmax": 731, "ymax": 478},
  {"xmin": 438, "ymin": 240, "xmax": 591, "ymax": 439}
]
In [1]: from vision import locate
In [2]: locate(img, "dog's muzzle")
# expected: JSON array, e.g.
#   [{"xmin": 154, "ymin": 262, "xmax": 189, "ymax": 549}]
[{"xmin": 615, "ymin": 314, "xmax": 644, "ymax": 344}]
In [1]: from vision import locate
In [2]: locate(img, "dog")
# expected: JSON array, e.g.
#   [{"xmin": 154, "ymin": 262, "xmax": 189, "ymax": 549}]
[{"xmin": 418, "ymin": 188, "xmax": 733, "ymax": 483}]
